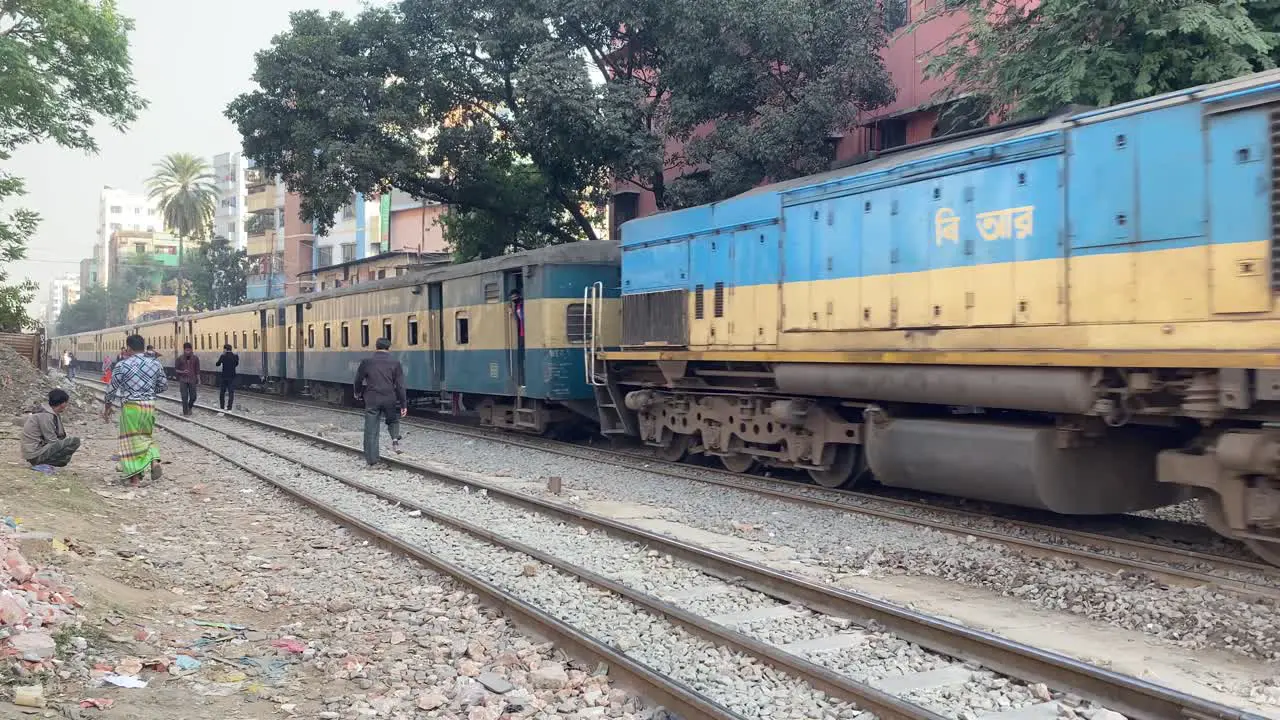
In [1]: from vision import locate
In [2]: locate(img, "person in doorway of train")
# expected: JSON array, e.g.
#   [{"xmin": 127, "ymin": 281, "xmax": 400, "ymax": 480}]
[
  {"xmin": 102, "ymin": 334, "xmax": 167, "ymax": 486},
  {"xmin": 215, "ymin": 343, "xmax": 239, "ymax": 411},
  {"xmin": 175, "ymin": 342, "xmax": 200, "ymax": 416},
  {"xmin": 22, "ymin": 389, "xmax": 81, "ymax": 468},
  {"xmin": 509, "ymin": 289, "xmax": 524, "ymax": 339},
  {"xmin": 353, "ymin": 336, "xmax": 407, "ymax": 467}
]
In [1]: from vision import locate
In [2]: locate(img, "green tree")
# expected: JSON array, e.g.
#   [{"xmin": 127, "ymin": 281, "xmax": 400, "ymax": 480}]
[
  {"xmin": 226, "ymin": 0, "xmax": 893, "ymax": 259},
  {"xmin": 0, "ymin": 0, "xmax": 144, "ymax": 328},
  {"xmin": 185, "ymin": 235, "xmax": 249, "ymax": 310},
  {"xmin": 146, "ymin": 152, "xmax": 217, "ymax": 310},
  {"xmin": 923, "ymin": 0, "xmax": 1278, "ymax": 121}
]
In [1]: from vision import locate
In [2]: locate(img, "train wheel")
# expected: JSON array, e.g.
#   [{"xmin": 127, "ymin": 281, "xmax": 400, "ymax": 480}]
[
  {"xmin": 1199, "ymin": 493, "xmax": 1280, "ymax": 567},
  {"xmin": 719, "ymin": 453, "xmax": 757, "ymax": 474},
  {"xmin": 807, "ymin": 445, "xmax": 860, "ymax": 489},
  {"xmin": 656, "ymin": 433, "xmax": 690, "ymax": 463}
]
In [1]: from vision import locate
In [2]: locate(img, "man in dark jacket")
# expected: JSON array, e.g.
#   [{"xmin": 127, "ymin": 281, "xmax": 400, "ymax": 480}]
[
  {"xmin": 21, "ymin": 389, "xmax": 80, "ymax": 467},
  {"xmin": 175, "ymin": 342, "xmax": 200, "ymax": 415},
  {"xmin": 353, "ymin": 337, "xmax": 407, "ymax": 466},
  {"xmin": 215, "ymin": 344, "xmax": 239, "ymax": 410}
]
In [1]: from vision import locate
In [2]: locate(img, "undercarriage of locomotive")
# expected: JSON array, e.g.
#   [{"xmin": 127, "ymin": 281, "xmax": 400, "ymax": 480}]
[{"xmin": 613, "ymin": 364, "xmax": 1280, "ymax": 567}]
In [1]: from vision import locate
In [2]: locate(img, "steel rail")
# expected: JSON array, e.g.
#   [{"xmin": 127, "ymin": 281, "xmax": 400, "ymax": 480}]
[
  {"xmin": 136, "ymin": 410, "xmax": 747, "ymax": 720},
  {"xmin": 89, "ymin": 379, "xmax": 1279, "ymax": 596},
  {"xmin": 92, "ymin": 384, "xmax": 1262, "ymax": 720},
  {"xmin": 158, "ymin": 408, "xmax": 945, "ymax": 720}
]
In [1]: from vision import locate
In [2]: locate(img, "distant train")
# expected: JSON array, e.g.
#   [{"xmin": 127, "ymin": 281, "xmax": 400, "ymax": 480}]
[{"xmin": 54, "ymin": 68, "xmax": 1280, "ymax": 565}]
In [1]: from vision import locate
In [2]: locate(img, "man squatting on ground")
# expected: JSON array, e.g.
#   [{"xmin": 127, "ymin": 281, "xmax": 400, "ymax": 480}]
[{"xmin": 21, "ymin": 389, "xmax": 81, "ymax": 467}]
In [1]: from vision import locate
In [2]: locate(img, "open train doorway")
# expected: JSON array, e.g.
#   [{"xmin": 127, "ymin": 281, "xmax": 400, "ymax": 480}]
[{"xmin": 505, "ymin": 269, "xmax": 525, "ymax": 391}]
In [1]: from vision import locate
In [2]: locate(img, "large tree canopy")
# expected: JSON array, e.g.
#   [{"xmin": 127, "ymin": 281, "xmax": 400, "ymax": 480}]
[
  {"xmin": 227, "ymin": 0, "xmax": 894, "ymax": 259},
  {"xmin": 925, "ymin": 0, "xmax": 1278, "ymax": 120},
  {"xmin": 0, "ymin": 0, "xmax": 144, "ymax": 329}
]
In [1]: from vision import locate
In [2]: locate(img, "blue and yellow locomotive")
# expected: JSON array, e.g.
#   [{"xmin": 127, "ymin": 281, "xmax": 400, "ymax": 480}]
[{"xmin": 596, "ymin": 68, "xmax": 1280, "ymax": 564}]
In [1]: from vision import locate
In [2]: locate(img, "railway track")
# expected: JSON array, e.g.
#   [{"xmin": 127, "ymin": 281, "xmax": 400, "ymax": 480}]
[
  {"xmin": 85, "ymin": 382, "xmax": 1269, "ymax": 720},
  {"xmin": 84, "ymin": 378, "xmax": 1280, "ymax": 598}
]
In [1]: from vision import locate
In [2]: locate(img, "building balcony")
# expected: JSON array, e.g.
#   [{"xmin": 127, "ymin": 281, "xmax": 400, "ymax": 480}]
[
  {"xmin": 246, "ymin": 231, "xmax": 279, "ymax": 257},
  {"xmin": 246, "ymin": 187, "xmax": 278, "ymax": 214}
]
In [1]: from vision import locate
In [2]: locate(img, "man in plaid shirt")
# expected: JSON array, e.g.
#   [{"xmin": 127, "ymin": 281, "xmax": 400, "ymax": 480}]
[{"xmin": 102, "ymin": 334, "xmax": 168, "ymax": 484}]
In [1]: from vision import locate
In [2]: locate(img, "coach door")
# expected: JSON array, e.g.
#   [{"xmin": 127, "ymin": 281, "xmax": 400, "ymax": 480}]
[
  {"xmin": 505, "ymin": 269, "xmax": 525, "ymax": 392},
  {"xmin": 428, "ymin": 283, "xmax": 444, "ymax": 386},
  {"xmin": 293, "ymin": 303, "xmax": 306, "ymax": 381}
]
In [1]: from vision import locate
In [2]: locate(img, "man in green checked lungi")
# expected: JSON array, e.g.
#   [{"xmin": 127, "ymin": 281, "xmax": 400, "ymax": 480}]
[{"xmin": 102, "ymin": 334, "xmax": 169, "ymax": 485}]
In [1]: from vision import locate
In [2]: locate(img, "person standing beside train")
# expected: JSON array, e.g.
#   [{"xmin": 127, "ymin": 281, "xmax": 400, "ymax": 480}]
[
  {"xmin": 353, "ymin": 337, "xmax": 407, "ymax": 467},
  {"xmin": 175, "ymin": 342, "xmax": 200, "ymax": 416},
  {"xmin": 215, "ymin": 343, "xmax": 239, "ymax": 411}
]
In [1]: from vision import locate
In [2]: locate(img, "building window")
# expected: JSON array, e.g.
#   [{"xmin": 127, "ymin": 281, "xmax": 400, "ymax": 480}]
[
  {"xmin": 877, "ymin": 118, "xmax": 908, "ymax": 150},
  {"xmin": 109, "ymin": 205, "xmax": 122, "ymax": 214},
  {"xmin": 455, "ymin": 312, "xmax": 469, "ymax": 345},
  {"xmin": 382, "ymin": 319, "xmax": 392, "ymax": 343},
  {"xmin": 323, "ymin": 324, "xmax": 332, "ymax": 348},
  {"xmin": 317, "ymin": 246, "xmax": 333, "ymax": 267},
  {"xmin": 610, "ymin": 192, "xmax": 640, "ymax": 241},
  {"xmin": 567, "ymin": 303, "xmax": 592, "ymax": 344},
  {"xmin": 134, "ymin": 207, "xmax": 141, "ymax": 215},
  {"xmin": 340, "ymin": 243, "xmax": 356, "ymax": 263},
  {"xmin": 377, "ymin": 269, "xmax": 386, "ymax": 279},
  {"xmin": 110, "ymin": 223, "xmax": 121, "ymax": 231},
  {"xmin": 360, "ymin": 320, "xmax": 370, "ymax": 347},
  {"xmin": 319, "ymin": 281, "xmax": 327, "ymax": 291},
  {"xmin": 370, "ymin": 243, "xmax": 383, "ymax": 255},
  {"xmin": 883, "ymin": 0, "xmax": 908, "ymax": 31},
  {"xmin": 407, "ymin": 316, "xmax": 419, "ymax": 345},
  {"xmin": 341, "ymin": 205, "xmax": 355, "ymax": 220},
  {"xmin": 134, "ymin": 243, "xmax": 146, "ymax": 254},
  {"xmin": 341, "ymin": 322, "xmax": 350, "ymax": 347}
]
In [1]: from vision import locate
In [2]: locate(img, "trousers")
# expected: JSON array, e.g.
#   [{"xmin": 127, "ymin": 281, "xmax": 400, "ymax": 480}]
[
  {"xmin": 219, "ymin": 376, "xmax": 236, "ymax": 410},
  {"xmin": 363, "ymin": 404, "xmax": 402, "ymax": 465},
  {"xmin": 180, "ymin": 382, "xmax": 197, "ymax": 414},
  {"xmin": 29, "ymin": 437, "xmax": 81, "ymax": 468}
]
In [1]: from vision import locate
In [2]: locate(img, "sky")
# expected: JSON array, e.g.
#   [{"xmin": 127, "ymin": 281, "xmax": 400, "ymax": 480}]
[{"xmin": 10, "ymin": 0, "xmax": 370, "ymax": 316}]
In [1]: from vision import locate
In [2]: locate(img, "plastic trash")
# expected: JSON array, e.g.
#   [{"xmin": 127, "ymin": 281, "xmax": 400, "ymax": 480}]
[
  {"xmin": 174, "ymin": 654, "xmax": 201, "ymax": 671},
  {"xmin": 79, "ymin": 698, "xmax": 114, "ymax": 710},
  {"xmin": 102, "ymin": 674, "xmax": 147, "ymax": 688},
  {"xmin": 271, "ymin": 639, "xmax": 306, "ymax": 654},
  {"xmin": 30, "ymin": 464, "xmax": 54, "ymax": 475}
]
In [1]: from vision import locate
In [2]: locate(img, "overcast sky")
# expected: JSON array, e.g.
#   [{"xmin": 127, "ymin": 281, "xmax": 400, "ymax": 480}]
[{"xmin": 10, "ymin": 0, "xmax": 370, "ymax": 313}]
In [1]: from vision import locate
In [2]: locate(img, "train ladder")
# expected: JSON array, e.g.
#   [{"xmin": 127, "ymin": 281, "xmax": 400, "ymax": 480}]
[{"xmin": 583, "ymin": 283, "xmax": 635, "ymax": 437}]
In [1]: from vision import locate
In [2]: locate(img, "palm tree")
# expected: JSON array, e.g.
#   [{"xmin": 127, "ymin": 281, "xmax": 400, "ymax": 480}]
[{"xmin": 147, "ymin": 153, "xmax": 217, "ymax": 312}]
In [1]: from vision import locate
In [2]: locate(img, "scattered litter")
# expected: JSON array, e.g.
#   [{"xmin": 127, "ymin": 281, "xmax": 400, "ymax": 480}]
[
  {"xmin": 2, "ymin": 516, "xmax": 19, "ymax": 530},
  {"xmin": 115, "ymin": 656, "xmax": 144, "ymax": 676},
  {"xmin": 103, "ymin": 673, "xmax": 148, "ymax": 688},
  {"xmin": 271, "ymin": 639, "xmax": 306, "ymax": 653},
  {"xmin": 119, "ymin": 524, "xmax": 138, "ymax": 535},
  {"xmin": 12, "ymin": 684, "xmax": 44, "ymax": 707},
  {"xmin": 174, "ymin": 654, "xmax": 202, "ymax": 671},
  {"xmin": 79, "ymin": 698, "xmax": 114, "ymax": 710},
  {"xmin": 192, "ymin": 619, "xmax": 247, "ymax": 631}
]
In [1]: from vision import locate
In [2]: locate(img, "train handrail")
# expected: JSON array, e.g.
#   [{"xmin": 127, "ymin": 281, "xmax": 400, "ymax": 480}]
[{"xmin": 584, "ymin": 282, "xmax": 604, "ymax": 387}]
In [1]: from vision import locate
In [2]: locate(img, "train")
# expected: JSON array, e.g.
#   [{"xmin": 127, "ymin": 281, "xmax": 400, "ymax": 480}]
[{"xmin": 53, "ymin": 68, "xmax": 1280, "ymax": 565}]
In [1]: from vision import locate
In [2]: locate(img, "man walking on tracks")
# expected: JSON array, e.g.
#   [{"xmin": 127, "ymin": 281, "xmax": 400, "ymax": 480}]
[
  {"xmin": 102, "ymin": 334, "xmax": 167, "ymax": 485},
  {"xmin": 215, "ymin": 343, "xmax": 239, "ymax": 411},
  {"xmin": 175, "ymin": 342, "xmax": 200, "ymax": 416},
  {"xmin": 354, "ymin": 337, "xmax": 407, "ymax": 467}
]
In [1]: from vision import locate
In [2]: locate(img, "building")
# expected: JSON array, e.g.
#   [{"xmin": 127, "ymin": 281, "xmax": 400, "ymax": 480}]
[
  {"xmin": 127, "ymin": 295, "xmax": 177, "ymax": 323},
  {"xmin": 245, "ymin": 162, "xmax": 288, "ymax": 301},
  {"xmin": 300, "ymin": 251, "xmax": 450, "ymax": 292},
  {"xmin": 108, "ymin": 229, "xmax": 187, "ymax": 293},
  {"xmin": 609, "ymin": 1, "xmax": 978, "ymax": 225},
  {"xmin": 213, "ymin": 151, "xmax": 248, "ymax": 250},
  {"xmin": 79, "ymin": 246, "xmax": 103, "ymax": 294},
  {"xmin": 45, "ymin": 273, "xmax": 80, "ymax": 328},
  {"xmin": 97, "ymin": 187, "xmax": 162, "ymax": 285},
  {"xmin": 282, "ymin": 190, "xmax": 316, "ymax": 297},
  {"xmin": 312, "ymin": 193, "xmax": 384, "ymax": 272},
  {"xmin": 385, "ymin": 190, "xmax": 449, "ymax": 255}
]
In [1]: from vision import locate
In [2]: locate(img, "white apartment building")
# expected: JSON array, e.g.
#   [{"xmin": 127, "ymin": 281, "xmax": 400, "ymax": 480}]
[
  {"xmin": 97, "ymin": 187, "xmax": 161, "ymax": 285},
  {"xmin": 213, "ymin": 151, "xmax": 247, "ymax": 250},
  {"xmin": 45, "ymin": 272, "xmax": 80, "ymax": 328}
]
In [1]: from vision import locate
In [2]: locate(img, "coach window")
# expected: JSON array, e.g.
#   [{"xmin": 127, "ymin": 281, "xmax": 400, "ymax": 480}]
[
  {"xmin": 242, "ymin": 331, "xmax": 248, "ymax": 349},
  {"xmin": 455, "ymin": 311, "xmax": 470, "ymax": 345},
  {"xmin": 233, "ymin": 332, "xmax": 238, "ymax": 349},
  {"xmin": 382, "ymin": 319, "xmax": 392, "ymax": 344},
  {"xmin": 361, "ymin": 320, "xmax": 370, "ymax": 348},
  {"xmin": 307, "ymin": 325, "xmax": 315, "ymax": 349},
  {"xmin": 323, "ymin": 324, "xmax": 332, "ymax": 348},
  {"xmin": 567, "ymin": 303, "xmax": 592, "ymax": 344},
  {"xmin": 341, "ymin": 322, "xmax": 350, "ymax": 348},
  {"xmin": 407, "ymin": 316, "xmax": 419, "ymax": 346},
  {"xmin": 253, "ymin": 331, "xmax": 260, "ymax": 350}
]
